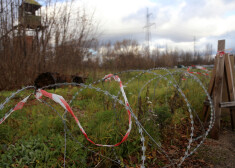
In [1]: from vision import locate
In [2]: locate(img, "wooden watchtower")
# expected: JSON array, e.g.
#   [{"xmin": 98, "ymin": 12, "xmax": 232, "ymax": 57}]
[
  {"xmin": 18, "ymin": 0, "xmax": 43, "ymax": 30},
  {"xmin": 14, "ymin": 0, "xmax": 46, "ymax": 51}
]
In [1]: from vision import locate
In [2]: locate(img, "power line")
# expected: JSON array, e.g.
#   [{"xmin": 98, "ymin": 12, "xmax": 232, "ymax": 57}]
[{"xmin": 143, "ymin": 8, "xmax": 155, "ymax": 57}]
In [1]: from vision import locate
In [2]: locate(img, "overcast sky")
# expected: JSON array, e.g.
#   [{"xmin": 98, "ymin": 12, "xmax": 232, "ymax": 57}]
[{"xmin": 42, "ymin": 0, "xmax": 235, "ymax": 52}]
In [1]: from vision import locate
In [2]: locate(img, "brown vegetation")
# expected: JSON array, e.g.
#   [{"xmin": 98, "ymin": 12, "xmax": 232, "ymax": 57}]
[
  {"xmin": 0, "ymin": 0, "xmax": 214, "ymax": 91},
  {"xmin": 0, "ymin": 0, "xmax": 97, "ymax": 90}
]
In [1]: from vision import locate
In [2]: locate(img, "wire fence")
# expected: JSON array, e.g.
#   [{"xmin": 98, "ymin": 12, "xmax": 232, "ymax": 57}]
[{"xmin": 0, "ymin": 67, "xmax": 214, "ymax": 167}]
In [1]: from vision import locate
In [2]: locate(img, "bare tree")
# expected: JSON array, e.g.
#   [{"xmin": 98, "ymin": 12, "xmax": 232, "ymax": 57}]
[{"xmin": 0, "ymin": 0, "xmax": 99, "ymax": 90}]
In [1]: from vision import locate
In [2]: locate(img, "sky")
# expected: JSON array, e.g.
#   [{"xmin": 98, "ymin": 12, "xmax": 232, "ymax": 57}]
[{"xmin": 40, "ymin": 0, "xmax": 235, "ymax": 53}]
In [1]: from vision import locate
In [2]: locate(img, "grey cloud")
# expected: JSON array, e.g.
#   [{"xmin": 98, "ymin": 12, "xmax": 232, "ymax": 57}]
[
  {"xmin": 100, "ymin": 0, "xmax": 235, "ymax": 51},
  {"xmin": 100, "ymin": 29, "xmax": 235, "ymax": 52},
  {"xmin": 180, "ymin": 0, "xmax": 235, "ymax": 20},
  {"xmin": 153, "ymin": 32, "xmax": 194, "ymax": 43},
  {"xmin": 123, "ymin": 6, "xmax": 170, "ymax": 25},
  {"xmin": 101, "ymin": 32, "xmax": 145, "ymax": 44},
  {"xmin": 122, "ymin": 8, "xmax": 146, "ymax": 23},
  {"xmin": 180, "ymin": 0, "xmax": 208, "ymax": 19},
  {"xmin": 101, "ymin": 30, "xmax": 194, "ymax": 45},
  {"xmin": 223, "ymin": 0, "xmax": 235, "ymax": 4},
  {"xmin": 194, "ymin": 30, "xmax": 235, "ymax": 54}
]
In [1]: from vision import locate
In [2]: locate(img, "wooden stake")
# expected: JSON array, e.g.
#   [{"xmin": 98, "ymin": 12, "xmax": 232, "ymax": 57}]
[
  {"xmin": 204, "ymin": 40, "xmax": 235, "ymax": 139},
  {"xmin": 203, "ymin": 57, "xmax": 217, "ymax": 122},
  {"xmin": 224, "ymin": 54, "xmax": 235, "ymax": 130},
  {"xmin": 210, "ymin": 55, "xmax": 224, "ymax": 139}
]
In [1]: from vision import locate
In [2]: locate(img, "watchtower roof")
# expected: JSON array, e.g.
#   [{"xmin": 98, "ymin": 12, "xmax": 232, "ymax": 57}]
[{"xmin": 23, "ymin": 0, "xmax": 41, "ymax": 6}]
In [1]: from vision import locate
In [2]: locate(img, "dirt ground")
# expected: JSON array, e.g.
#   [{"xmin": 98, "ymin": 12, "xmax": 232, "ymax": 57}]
[{"xmin": 196, "ymin": 129, "xmax": 235, "ymax": 168}]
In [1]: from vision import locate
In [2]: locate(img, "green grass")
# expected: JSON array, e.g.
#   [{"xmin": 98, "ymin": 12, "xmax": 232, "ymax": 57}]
[{"xmin": 0, "ymin": 69, "xmax": 212, "ymax": 167}]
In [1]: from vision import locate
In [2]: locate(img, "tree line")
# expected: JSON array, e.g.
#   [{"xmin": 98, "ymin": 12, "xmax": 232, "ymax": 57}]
[{"xmin": 0, "ymin": 0, "xmax": 214, "ymax": 90}]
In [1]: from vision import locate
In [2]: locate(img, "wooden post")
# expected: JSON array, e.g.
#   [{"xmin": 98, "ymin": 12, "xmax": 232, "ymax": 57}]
[
  {"xmin": 210, "ymin": 54, "xmax": 225, "ymax": 139},
  {"xmin": 204, "ymin": 40, "xmax": 235, "ymax": 139},
  {"xmin": 203, "ymin": 40, "xmax": 225, "ymax": 123},
  {"xmin": 224, "ymin": 54, "xmax": 235, "ymax": 130},
  {"xmin": 203, "ymin": 56, "xmax": 217, "ymax": 121}
]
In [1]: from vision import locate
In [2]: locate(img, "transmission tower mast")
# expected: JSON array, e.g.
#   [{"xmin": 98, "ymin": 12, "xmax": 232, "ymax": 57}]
[
  {"xmin": 144, "ymin": 8, "xmax": 155, "ymax": 57},
  {"xmin": 193, "ymin": 36, "xmax": 196, "ymax": 60}
]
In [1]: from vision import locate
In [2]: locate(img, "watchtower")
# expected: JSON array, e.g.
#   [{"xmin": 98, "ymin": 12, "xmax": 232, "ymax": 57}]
[
  {"xmin": 10, "ymin": 0, "xmax": 46, "ymax": 52},
  {"xmin": 18, "ymin": 0, "xmax": 43, "ymax": 30}
]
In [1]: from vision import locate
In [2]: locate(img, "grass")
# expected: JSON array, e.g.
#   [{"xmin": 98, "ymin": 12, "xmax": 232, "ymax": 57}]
[{"xmin": 0, "ymin": 69, "xmax": 213, "ymax": 167}]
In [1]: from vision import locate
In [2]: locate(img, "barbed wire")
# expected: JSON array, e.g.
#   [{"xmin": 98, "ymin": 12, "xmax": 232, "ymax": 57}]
[{"xmin": 0, "ymin": 68, "xmax": 214, "ymax": 167}]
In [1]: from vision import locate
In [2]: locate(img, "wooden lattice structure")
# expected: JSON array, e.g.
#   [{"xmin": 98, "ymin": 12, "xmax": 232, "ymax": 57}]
[{"xmin": 203, "ymin": 40, "xmax": 235, "ymax": 139}]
